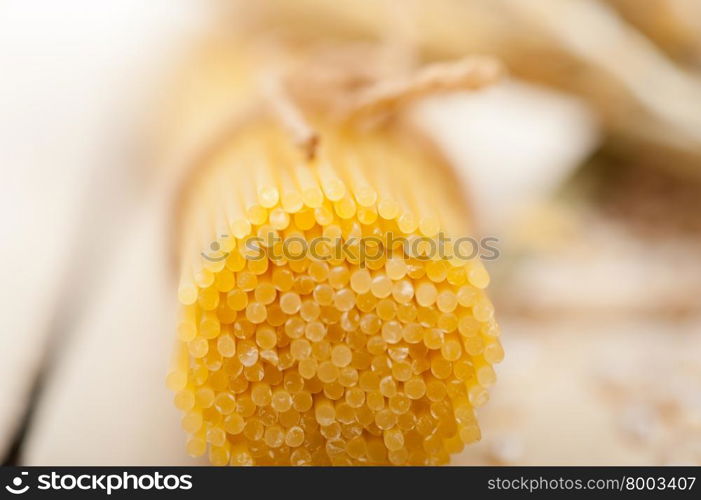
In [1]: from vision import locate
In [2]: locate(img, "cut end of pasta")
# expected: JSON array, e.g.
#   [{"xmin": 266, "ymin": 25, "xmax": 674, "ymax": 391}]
[{"xmin": 168, "ymin": 121, "xmax": 502, "ymax": 465}]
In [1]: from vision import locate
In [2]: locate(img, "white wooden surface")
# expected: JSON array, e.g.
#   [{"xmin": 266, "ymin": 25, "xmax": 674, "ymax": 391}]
[
  {"xmin": 0, "ymin": 0, "xmax": 204, "ymax": 460},
  {"xmin": 23, "ymin": 197, "xmax": 192, "ymax": 465}
]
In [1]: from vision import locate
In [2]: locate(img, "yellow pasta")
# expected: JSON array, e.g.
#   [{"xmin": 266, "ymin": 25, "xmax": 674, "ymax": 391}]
[{"xmin": 168, "ymin": 120, "xmax": 502, "ymax": 466}]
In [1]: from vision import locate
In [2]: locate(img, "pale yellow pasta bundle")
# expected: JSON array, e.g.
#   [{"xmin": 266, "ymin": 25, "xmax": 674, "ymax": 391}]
[{"xmin": 166, "ymin": 116, "xmax": 502, "ymax": 466}]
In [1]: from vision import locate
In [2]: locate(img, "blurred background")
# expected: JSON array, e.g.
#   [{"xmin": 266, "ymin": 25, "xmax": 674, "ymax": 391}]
[{"xmin": 0, "ymin": 0, "xmax": 699, "ymax": 465}]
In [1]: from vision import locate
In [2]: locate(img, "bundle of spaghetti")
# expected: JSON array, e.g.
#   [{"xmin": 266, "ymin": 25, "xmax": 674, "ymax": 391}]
[
  {"xmin": 164, "ymin": 33, "xmax": 503, "ymax": 465},
  {"xmin": 161, "ymin": 25, "xmax": 504, "ymax": 465}
]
